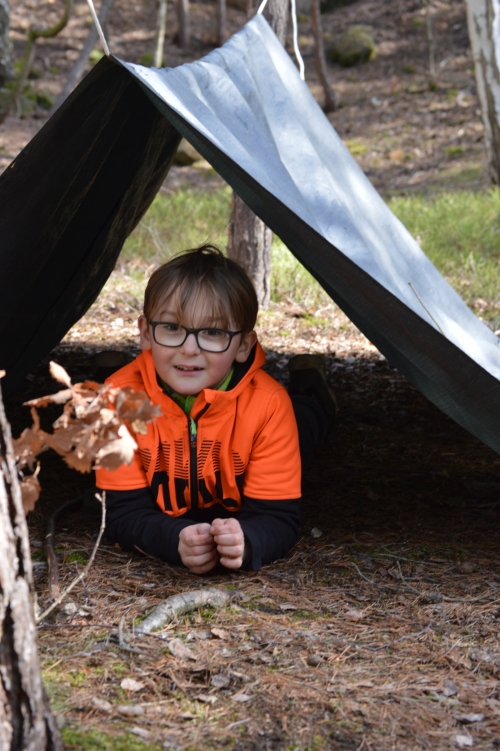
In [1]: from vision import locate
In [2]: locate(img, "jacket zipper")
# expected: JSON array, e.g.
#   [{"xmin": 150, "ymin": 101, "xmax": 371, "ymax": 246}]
[{"xmin": 188, "ymin": 405, "xmax": 210, "ymax": 510}]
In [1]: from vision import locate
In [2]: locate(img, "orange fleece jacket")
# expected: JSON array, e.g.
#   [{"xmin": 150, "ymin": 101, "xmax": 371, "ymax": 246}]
[{"xmin": 95, "ymin": 343, "xmax": 301, "ymax": 514}]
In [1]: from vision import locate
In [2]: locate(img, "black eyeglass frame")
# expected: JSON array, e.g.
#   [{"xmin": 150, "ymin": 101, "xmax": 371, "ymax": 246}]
[{"xmin": 148, "ymin": 321, "xmax": 243, "ymax": 353}]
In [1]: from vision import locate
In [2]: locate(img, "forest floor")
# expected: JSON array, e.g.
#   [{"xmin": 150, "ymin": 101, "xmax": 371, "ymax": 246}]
[{"xmin": 3, "ymin": 0, "xmax": 500, "ymax": 749}]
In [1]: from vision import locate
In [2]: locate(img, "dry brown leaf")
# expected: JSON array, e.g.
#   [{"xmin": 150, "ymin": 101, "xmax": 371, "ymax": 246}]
[
  {"xmin": 131, "ymin": 419, "xmax": 149, "ymax": 435},
  {"xmin": 114, "ymin": 388, "xmax": 161, "ymax": 423},
  {"xmin": 120, "ymin": 678, "xmax": 145, "ymax": 692},
  {"xmin": 211, "ymin": 627, "xmax": 229, "ymax": 640},
  {"xmin": 20, "ymin": 475, "xmax": 40, "ymax": 513},
  {"xmin": 49, "ymin": 361, "xmax": 72, "ymax": 387},
  {"xmin": 25, "ymin": 389, "xmax": 73, "ymax": 408},
  {"xmin": 44, "ymin": 424, "xmax": 83, "ymax": 454},
  {"xmin": 13, "ymin": 426, "xmax": 48, "ymax": 470},
  {"xmin": 94, "ymin": 425, "xmax": 138, "ymax": 470},
  {"xmin": 167, "ymin": 638, "xmax": 197, "ymax": 661},
  {"xmin": 63, "ymin": 451, "xmax": 93, "ymax": 474}
]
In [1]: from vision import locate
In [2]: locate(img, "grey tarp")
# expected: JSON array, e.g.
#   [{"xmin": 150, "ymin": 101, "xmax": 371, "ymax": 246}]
[{"xmin": 1, "ymin": 15, "xmax": 500, "ymax": 453}]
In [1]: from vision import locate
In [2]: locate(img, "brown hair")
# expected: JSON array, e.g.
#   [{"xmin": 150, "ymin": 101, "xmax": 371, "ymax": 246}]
[{"xmin": 143, "ymin": 245, "xmax": 258, "ymax": 333}]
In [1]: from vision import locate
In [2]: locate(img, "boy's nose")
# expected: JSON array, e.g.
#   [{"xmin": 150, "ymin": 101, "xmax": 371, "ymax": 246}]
[{"xmin": 181, "ymin": 332, "xmax": 201, "ymax": 353}]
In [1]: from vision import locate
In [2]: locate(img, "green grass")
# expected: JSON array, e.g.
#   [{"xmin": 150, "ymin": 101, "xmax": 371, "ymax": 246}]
[
  {"xmin": 61, "ymin": 727, "xmax": 163, "ymax": 750},
  {"xmin": 389, "ymin": 189, "xmax": 500, "ymax": 325},
  {"xmin": 122, "ymin": 187, "xmax": 232, "ymax": 263},
  {"xmin": 122, "ymin": 187, "xmax": 330, "ymax": 310},
  {"xmin": 121, "ymin": 185, "xmax": 500, "ymax": 324}
]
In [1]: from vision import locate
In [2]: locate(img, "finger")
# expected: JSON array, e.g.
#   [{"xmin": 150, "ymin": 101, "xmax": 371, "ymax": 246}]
[
  {"xmin": 217, "ymin": 545, "xmax": 244, "ymax": 559},
  {"xmin": 213, "ymin": 534, "xmax": 244, "ymax": 548},
  {"xmin": 185, "ymin": 534, "xmax": 214, "ymax": 547},
  {"xmin": 184, "ymin": 543, "xmax": 215, "ymax": 557},
  {"xmin": 188, "ymin": 557, "xmax": 219, "ymax": 574},
  {"xmin": 184, "ymin": 549, "xmax": 218, "ymax": 568},
  {"xmin": 219, "ymin": 555, "xmax": 243, "ymax": 570},
  {"xmin": 193, "ymin": 523, "xmax": 212, "ymax": 535}
]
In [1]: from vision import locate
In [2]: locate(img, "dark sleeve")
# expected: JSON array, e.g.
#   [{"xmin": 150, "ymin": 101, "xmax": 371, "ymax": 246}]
[
  {"xmin": 238, "ymin": 497, "xmax": 301, "ymax": 571},
  {"xmin": 103, "ymin": 488, "xmax": 196, "ymax": 567}
]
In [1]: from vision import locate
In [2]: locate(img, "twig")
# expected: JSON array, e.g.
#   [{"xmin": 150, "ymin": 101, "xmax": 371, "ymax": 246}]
[
  {"xmin": 409, "ymin": 282, "xmax": 445, "ymax": 335},
  {"xmin": 136, "ymin": 587, "xmax": 235, "ymax": 634},
  {"xmin": 36, "ymin": 493, "xmax": 106, "ymax": 624},
  {"xmin": 45, "ymin": 494, "xmax": 88, "ymax": 600}
]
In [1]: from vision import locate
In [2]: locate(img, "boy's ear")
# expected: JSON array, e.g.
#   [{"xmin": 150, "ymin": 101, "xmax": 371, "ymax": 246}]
[
  {"xmin": 138, "ymin": 315, "xmax": 152, "ymax": 350},
  {"xmin": 234, "ymin": 330, "xmax": 258, "ymax": 363}
]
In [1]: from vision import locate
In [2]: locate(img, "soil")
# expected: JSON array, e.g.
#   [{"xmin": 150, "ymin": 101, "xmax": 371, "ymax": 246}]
[{"xmin": 3, "ymin": 0, "xmax": 500, "ymax": 749}]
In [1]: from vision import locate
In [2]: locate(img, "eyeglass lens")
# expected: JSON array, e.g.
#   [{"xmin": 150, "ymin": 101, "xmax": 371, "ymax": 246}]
[{"xmin": 153, "ymin": 323, "xmax": 232, "ymax": 352}]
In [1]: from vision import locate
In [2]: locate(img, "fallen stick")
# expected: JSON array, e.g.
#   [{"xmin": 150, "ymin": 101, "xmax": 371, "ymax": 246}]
[{"xmin": 136, "ymin": 587, "xmax": 234, "ymax": 634}]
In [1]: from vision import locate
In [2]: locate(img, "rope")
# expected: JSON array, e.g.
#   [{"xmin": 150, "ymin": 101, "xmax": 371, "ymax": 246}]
[
  {"xmin": 257, "ymin": 0, "xmax": 305, "ymax": 80},
  {"xmin": 85, "ymin": 0, "xmax": 110, "ymax": 56},
  {"xmin": 290, "ymin": 0, "xmax": 305, "ymax": 79}
]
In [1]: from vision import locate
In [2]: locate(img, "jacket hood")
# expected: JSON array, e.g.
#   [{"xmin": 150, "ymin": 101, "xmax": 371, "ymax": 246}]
[{"xmin": 116, "ymin": 342, "xmax": 267, "ymax": 420}]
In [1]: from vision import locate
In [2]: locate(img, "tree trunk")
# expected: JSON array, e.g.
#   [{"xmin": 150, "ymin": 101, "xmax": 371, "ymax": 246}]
[
  {"xmin": 227, "ymin": 0, "xmax": 288, "ymax": 308},
  {"xmin": 465, "ymin": 0, "xmax": 500, "ymax": 184},
  {"xmin": 0, "ymin": 384, "xmax": 63, "ymax": 751},
  {"xmin": 0, "ymin": 0, "xmax": 14, "ymax": 87},
  {"xmin": 228, "ymin": 192, "xmax": 273, "ymax": 307},
  {"xmin": 310, "ymin": 0, "xmax": 337, "ymax": 112},
  {"xmin": 177, "ymin": 0, "xmax": 190, "ymax": 49},
  {"xmin": 155, "ymin": 0, "xmax": 168, "ymax": 67},
  {"xmin": 216, "ymin": 0, "xmax": 226, "ymax": 46}
]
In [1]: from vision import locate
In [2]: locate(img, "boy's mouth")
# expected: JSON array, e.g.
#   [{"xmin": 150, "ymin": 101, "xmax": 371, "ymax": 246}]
[{"xmin": 175, "ymin": 365, "xmax": 203, "ymax": 372}]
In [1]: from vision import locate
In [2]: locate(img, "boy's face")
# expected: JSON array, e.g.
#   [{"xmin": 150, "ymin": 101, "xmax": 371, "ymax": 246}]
[{"xmin": 138, "ymin": 292, "xmax": 257, "ymax": 395}]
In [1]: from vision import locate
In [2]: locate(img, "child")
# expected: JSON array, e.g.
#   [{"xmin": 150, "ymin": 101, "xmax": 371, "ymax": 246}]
[{"xmin": 95, "ymin": 245, "xmax": 334, "ymax": 572}]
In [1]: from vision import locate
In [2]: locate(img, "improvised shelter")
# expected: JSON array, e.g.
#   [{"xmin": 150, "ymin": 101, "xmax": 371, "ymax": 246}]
[{"xmin": 1, "ymin": 16, "xmax": 500, "ymax": 453}]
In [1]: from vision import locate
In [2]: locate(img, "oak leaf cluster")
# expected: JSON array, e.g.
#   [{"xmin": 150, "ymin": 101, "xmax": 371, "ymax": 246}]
[{"xmin": 12, "ymin": 361, "xmax": 160, "ymax": 512}]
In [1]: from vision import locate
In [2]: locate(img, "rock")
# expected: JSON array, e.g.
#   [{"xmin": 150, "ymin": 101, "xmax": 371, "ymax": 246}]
[
  {"xmin": 330, "ymin": 25, "xmax": 376, "ymax": 68},
  {"xmin": 174, "ymin": 138, "xmax": 203, "ymax": 166}
]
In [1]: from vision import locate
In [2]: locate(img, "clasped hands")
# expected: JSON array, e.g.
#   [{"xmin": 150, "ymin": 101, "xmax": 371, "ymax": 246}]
[{"xmin": 178, "ymin": 518, "xmax": 248, "ymax": 574}]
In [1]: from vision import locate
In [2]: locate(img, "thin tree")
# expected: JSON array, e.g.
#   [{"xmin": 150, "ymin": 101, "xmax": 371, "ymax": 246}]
[
  {"xmin": 178, "ymin": 0, "xmax": 190, "ymax": 49},
  {"xmin": 0, "ymin": 381, "xmax": 63, "ymax": 751},
  {"xmin": 0, "ymin": 0, "xmax": 72, "ymax": 123},
  {"xmin": 0, "ymin": 0, "xmax": 14, "ymax": 87},
  {"xmin": 227, "ymin": 0, "xmax": 288, "ymax": 308},
  {"xmin": 310, "ymin": 0, "xmax": 336, "ymax": 112},
  {"xmin": 465, "ymin": 0, "xmax": 500, "ymax": 184},
  {"xmin": 216, "ymin": 0, "xmax": 227, "ymax": 46},
  {"xmin": 155, "ymin": 0, "xmax": 168, "ymax": 67}
]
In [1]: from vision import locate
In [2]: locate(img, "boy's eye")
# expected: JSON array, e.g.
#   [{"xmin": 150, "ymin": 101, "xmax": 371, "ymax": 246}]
[
  {"xmin": 160, "ymin": 322, "xmax": 181, "ymax": 333},
  {"xmin": 201, "ymin": 328, "xmax": 225, "ymax": 338}
]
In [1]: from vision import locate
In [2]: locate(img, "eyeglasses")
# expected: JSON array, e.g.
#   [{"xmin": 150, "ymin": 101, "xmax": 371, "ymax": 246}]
[{"xmin": 149, "ymin": 321, "xmax": 243, "ymax": 353}]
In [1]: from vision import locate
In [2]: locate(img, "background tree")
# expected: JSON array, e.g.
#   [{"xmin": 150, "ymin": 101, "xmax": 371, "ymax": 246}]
[
  {"xmin": 216, "ymin": 0, "xmax": 227, "ymax": 46},
  {"xmin": 0, "ymin": 0, "xmax": 14, "ymax": 87},
  {"xmin": 178, "ymin": 0, "xmax": 191, "ymax": 48},
  {"xmin": 465, "ymin": 0, "xmax": 500, "ymax": 184},
  {"xmin": 227, "ymin": 0, "xmax": 288, "ymax": 308},
  {"xmin": 0, "ymin": 382, "xmax": 63, "ymax": 751},
  {"xmin": 310, "ymin": 0, "xmax": 337, "ymax": 112}
]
